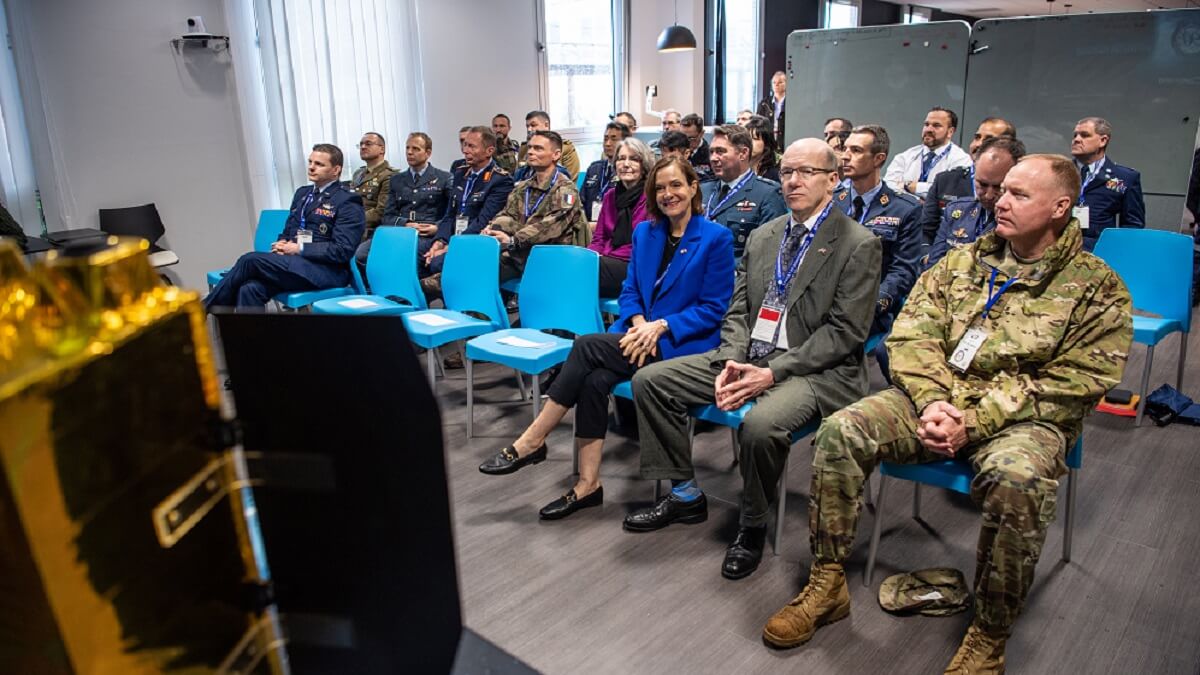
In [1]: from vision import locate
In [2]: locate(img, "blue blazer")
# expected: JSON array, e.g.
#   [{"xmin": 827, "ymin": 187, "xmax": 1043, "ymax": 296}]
[
  {"xmin": 278, "ymin": 182, "xmax": 365, "ymax": 288},
  {"xmin": 1079, "ymin": 157, "xmax": 1144, "ymax": 248},
  {"xmin": 610, "ymin": 214, "xmax": 735, "ymax": 360}
]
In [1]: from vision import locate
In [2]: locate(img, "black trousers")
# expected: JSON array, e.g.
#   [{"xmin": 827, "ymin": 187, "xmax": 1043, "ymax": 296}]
[
  {"xmin": 598, "ymin": 255, "xmax": 629, "ymax": 298},
  {"xmin": 546, "ymin": 332, "xmax": 656, "ymax": 439}
]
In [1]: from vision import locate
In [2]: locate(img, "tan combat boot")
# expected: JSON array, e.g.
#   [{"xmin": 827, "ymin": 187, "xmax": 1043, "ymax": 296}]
[
  {"xmin": 762, "ymin": 562, "xmax": 851, "ymax": 648},
  {"xmin": 944, "ymin": 622, "xmax": 1006, "ymax": 674}
]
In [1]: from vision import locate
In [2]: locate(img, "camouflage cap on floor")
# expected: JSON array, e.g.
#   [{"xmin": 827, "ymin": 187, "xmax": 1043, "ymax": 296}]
[{"xmin": 878, "ymin": 568, "xmax": 970, "ymax": 616}]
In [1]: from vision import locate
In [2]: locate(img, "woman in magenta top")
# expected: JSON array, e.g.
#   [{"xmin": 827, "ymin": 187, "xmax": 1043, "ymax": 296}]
[{"xmin": 589, "ymin": 137, "xmax": 655, "ymax": 297}]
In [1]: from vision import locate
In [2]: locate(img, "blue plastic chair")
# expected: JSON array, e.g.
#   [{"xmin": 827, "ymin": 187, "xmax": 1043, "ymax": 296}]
[
  {"xmin": 575, "ymin": 172, "xmax": 586, "ymax": 191},
  {"xmin": 610, "ymin": 379, "xmax": 823, "ymax": 555},
  {"xmin": 465, "ymin": 245, "xmax": 603, "ymax": 436},
  {"xmin": 402, "ymin": 235, "xmax": 510, "ymax": 387},
  {"xmin": 864, "ymin": 437, "xmax": 1083, "ymax": 586},
  {"xmin": 309, "ymin": 227, "xmax": 427, "ymax": 316},
  {"xmin": 1093, "ymin": 228, "xmax": 1193, "ymax": 425},
  {"xmin": 600, "ymin": 297, "xmax": 621, "ymax": 317},
  {"xmin": 207, "ymin": 209, "xmax": 289, "ymax": 288}
]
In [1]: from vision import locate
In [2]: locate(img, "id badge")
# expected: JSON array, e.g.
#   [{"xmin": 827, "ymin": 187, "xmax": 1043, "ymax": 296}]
[
  {"xmin": 750, "ymin": 302, "xmax": 786, "ymax": 346},
  {"xmin": 455, "ymin": 216, "xmax": 469, "ymax": 235},
  {"xmin": 296, "ymin": 228, "xmax": 313, "ymax": 250},
  {"xmin": 1072, "ymin": 205, "xmax": 1089, "ymax": 230},
  {"xmin": 948, "ymin": 325, "xmax": 988, "ymax": 372},
  {"xmin": 590, "ymin": 201, "xmax": 602, "ymax": 222}
]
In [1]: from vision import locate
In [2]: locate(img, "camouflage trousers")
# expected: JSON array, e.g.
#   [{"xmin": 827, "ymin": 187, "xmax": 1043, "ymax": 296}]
[{"xmin": 809, "ymin": 387, "xmax": 1067, "ymax": 635}]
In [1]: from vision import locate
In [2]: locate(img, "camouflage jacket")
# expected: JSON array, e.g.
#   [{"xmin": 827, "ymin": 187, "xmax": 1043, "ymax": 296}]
[
  {"xmin": 887, "ymin": 219, "xmax": 1132, "ymax": 443},
  {"xmin": 489, "ymin": 170, "xmax": 587, "ymax": 270},
  {"xmin": 494, "ymin": 138, "xmax": 520, "ymax": 173},
  {"xmin": 349, "ymin": 161, "xmax": 396, "ymax": 231}
]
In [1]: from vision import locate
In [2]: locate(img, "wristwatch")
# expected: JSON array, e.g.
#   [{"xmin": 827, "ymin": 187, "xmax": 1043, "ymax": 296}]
[{"xmin": 657, "ymin": 318, "xmax": 670, "ymax": 334}]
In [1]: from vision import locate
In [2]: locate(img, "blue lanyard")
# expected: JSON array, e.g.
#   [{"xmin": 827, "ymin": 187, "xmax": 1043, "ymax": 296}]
[
  {"xmin": 774, "ymin": 200, "xmax": 834, "ymax": 297},
  {"xmin": 298, "ymin": 186, "xmax": 319, "ymax": 232},
  {"xmin": 981, "ymin": 267, "xmax": 1018, "ymax": 319},
  {"xmin": 920, "ymin": 146, "xmax": 952, "ymax": 182},
  {"xmin": 524, "ymin": 184, "xmax": 551, "ymax": 220},
  {"xmin": 975, "ymin": 209, "xmax": 993, "ymax": 238},
  {"xmin": 968, "ymin": 164, "xmax": 976, "ymax": 197},
  {"xmin": 599, "ymin": 163, "xmax": 614, "ymax": 197},
  {"xmin": 460, "ymin": 161, "xmax": 491, "ymax": 215},
  {"xmin": 706, "ymin": 171, "xmax": 754, "ymax": 217}
]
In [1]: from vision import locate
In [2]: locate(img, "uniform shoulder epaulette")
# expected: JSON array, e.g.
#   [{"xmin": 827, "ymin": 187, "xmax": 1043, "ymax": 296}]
[
  {"xmin": 753, "ymin": 174, "xmax": 780, "ymax": 187},
  {"xmin": 492, "ymin": 166, "xmax": 510, "ymax": 176},
  {"xmin": 892, "ymin": 191, "xmax": 921, "ymax": 206}
]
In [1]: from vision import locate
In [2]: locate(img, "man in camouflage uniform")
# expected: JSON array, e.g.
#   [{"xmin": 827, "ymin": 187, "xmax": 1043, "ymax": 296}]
[
  {"xmin": 349, "ymin": 132, "xmax": 395, "ymax": 237},
  {"xmin": 492, "ymin": 113, "xmax": 520, "ymax": 173},
  {"xmin": 482, "ymin": 129, "xmax": 587, "ymax": 282},
  {"xmin": 761, "ymin": 154, "xmax": 1132, "ymax": 674}
]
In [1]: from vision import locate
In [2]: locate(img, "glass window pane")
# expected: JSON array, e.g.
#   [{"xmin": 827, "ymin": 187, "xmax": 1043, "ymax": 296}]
[
  {"xmin": 722, "ymin": 0, "xmax": 759, "ymax": 123},
  {"xmin": 826, "ymin": 1, "xmax": 859, "ymax": 29},
  {"xmin": 544, "ymin": 0, "xmax": 615, "ymax": 129}
]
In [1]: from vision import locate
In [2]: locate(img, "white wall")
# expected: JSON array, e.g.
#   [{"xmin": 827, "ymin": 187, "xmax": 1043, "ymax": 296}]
[
  {"xmin": 414, "ymin": 0, "xmax": 542, "ymax": 170},
  {"xmin": 8, "ymin": 0, "xmax": 255, "ymax": 290},
  {"xmin": 626, "ymin": 0, "xmax": 705, "ymax": 130}
]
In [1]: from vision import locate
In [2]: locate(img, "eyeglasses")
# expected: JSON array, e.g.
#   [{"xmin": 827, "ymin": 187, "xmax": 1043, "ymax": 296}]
[
  {"xmin": 779, "ymin": 167, "xmax": 837, "ymax": 180},
  {"xmin": 357, "ymin": 141, "xmax": 381, "ymax": 149}
]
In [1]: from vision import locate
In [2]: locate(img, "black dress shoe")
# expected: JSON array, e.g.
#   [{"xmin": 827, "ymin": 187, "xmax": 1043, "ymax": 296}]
[
  {"xmin": 722, "ymin": 526, "xmax": 767, "ymax": 580},
  {"xmin": 478, "ymin": 444, "xmax": 547, "ymax": 475},
  {"xmin": 539, "ymin": 486, "xmax": 603, "ymax": 520},
  {"xmin": 623, "ymin": 493, "xmax": 708, "ymax": 532}
]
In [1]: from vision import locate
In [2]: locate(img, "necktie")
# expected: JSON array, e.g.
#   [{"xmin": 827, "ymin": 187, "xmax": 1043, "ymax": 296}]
[
  {"xmin": 717, "ymin": 183, "xmax": 731, "ymax": 203},
  {"xmin": 852, "ymin": 196, "xmax": 866, "ymax": 222},
  {"xmin": 412, "ymin": 169, "xmax": 419, "ymax": 182},
  {"xmin": 748, "ymin": 225, "xmax": 806, "ymax": 361},
  {"xmin": 919, "ymin": 151, "xmax": 937, "ymax": 182},
  {"xmin": 1079, "ymin": 164, "xmax": 1090, "ymax": 188}
]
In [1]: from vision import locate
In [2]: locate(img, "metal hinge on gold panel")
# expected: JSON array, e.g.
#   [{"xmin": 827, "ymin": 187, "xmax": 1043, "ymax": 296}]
[
  {"xmin": 218, "ymin": 614, "xmax": 290, "ymax": 675},
  {"xmin": 152, "ymin": 453, "xmax": 240, "ymax": 548}
]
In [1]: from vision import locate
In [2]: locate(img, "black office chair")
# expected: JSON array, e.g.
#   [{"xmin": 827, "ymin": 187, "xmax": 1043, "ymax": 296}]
[{"xmin": 98, "ymin": 203, "xmax": 179, "ymax": 269}]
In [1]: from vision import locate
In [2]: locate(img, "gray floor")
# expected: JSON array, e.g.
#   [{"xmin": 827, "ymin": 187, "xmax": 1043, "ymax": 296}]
[{"xmin": 435, "ymin": 316, "xmax": 1200, "ymax": 674}]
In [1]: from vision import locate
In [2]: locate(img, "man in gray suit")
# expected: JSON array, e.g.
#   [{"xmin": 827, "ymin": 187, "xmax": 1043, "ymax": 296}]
[{"xmin": 625, "ymin": 138, "xmax": 882, "ymax": 581}]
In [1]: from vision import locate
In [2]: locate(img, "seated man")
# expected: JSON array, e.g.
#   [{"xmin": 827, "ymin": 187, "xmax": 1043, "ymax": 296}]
[
  {"xmin": 1070, "ymin": 116, "xmax": 1145, "ymax": 251},
  {"xmin": 925, "ymin": 136, "xmax": 1025, "ymax": 270},
  {"xmin": 883, "ymin": 107, "xmax": 972, "ymax": 200},
  {"xmin": 357, "ymin": 132, "xmax": 453, "ymax": 280},
  {"xmin": 761, "ymin": 154, "xmax": 1132, "ymax": 674},
  {"xmin": 833, "ymin": 124, "xmax": 921, "ymax": 337},
  {"xmin": 919, "ymin": 117, "xmax": 1016, "ymax": 246},
  {"xmin": 348, "ymin": 132, "xmax": 395, "ymax": 236},
  {"xmin": 580, "ymin": 121, "xmax": 631, "ymax": 221},
  {"xmin": 700, "ymin": 124, "xmax": 786, "ymax": 257},
  {"xmin": 681, "ymin": 113, "xmax": 714, "ymax": 182},
  {"xmin": 492, "ymin": 113, "xmax": 521, "ymax": 173},
  {"xmin": 481, "ymin": 130, "xmax": 588, "ymax": 282},
  {"xmin": 658, "ymin": 130, "xmax": 691, "ymax": 162},
  {"xmin": 625, "ymin": 139, "xmax": 882, "ymax": 581},
  {"xmin": 516, "ymin": 110, "xmax": 580, "ymax": 179},
  {"xmin": 422, "ymin": 126, "xmax": 514, "ymax": 288},
  {"xmin": 206, "ymin": 144, "xmax": 364, "ymax": 309}
]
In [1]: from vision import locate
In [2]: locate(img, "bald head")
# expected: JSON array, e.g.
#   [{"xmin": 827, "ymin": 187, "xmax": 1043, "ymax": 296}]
[{"xmin": 780, "ymin": 138, "xmax": 841, "ymax": 218}]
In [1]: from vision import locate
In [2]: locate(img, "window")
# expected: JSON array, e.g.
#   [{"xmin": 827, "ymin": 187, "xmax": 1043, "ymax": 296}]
[
  {"xmin": 722, "ymin": 0, "xmax": 760, "ymax": 123},
  {"xmin": 904, "ymin": 5, "xmax": 933, "ymax": 23},
  {"xmin": 542, "ymin": 0, "xmax": 618, "ymax": 131},
  {"xmin": 824, "ymin": 0, "xmax": 860, "ymax": 29}
]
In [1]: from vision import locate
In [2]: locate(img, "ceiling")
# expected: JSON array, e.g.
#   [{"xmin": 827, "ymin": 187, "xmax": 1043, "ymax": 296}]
[{"xmin": 917, "ymin": 0, "xmax": 1199, "ymax": 19}]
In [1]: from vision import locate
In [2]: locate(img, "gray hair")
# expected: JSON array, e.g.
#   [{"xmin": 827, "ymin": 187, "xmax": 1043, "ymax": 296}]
[
  {"xmin": 613, "ymin": 137, "xmax": 656, "ymax": 178},
  {"xmin": 1078, "ymin": 116, "xmax": 1113, "ymax": 138}
]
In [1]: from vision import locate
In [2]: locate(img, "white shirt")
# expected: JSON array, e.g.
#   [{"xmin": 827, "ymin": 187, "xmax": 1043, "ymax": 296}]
[{"xmin": 883, "ymin": 141, "xmax": 972, "ymax": 199}]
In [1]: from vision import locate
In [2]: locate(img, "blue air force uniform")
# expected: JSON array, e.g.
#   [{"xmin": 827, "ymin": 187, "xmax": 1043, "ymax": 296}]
[
  {"xmin": 918, "ymin": 165, "xmax": 975, "ymax": 245},
  {"xmin": 360, "ymin": 164, "xmax": 454, "ymax": 276},
  {"xmin": 430, "ymin": 160, "xmax": 514, "ymax": 274},
  {"xmin": 206, "ymin": 182, "xmax": 365, "ymax": 309},
  {"xmin": 1076, "ymin": 157, "xmax": 1144, "ymax": 250},
  {"xmin": 833, "ymin": 181, "xmax": 921, "ymax": 334},
  {"xmin": 699, "ymin": 171, "xmax": 786, "ymax": 257},
  {"xmin": 925, "ymin": 197, "xmax": 995, "ymax": 271},
  {"xmin": 580, "ymin": 159, "xmax": 614, "ymax": 219}
]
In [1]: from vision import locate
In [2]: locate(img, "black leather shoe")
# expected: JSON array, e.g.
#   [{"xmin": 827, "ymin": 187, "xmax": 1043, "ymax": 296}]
[
  {"xmin": 478, "ymin": 444, "xmax": 547, "ymax": 475},
  {"xmin": 539, "ymin": 486, "xmax": 603, "ymax": 520},
  {"xmin": 722, "ymin": 526, "xmax": 767, "ymax": 580},
  {"xmin": 623, "ymin": 493, "xmax": 708, "ymax": 532}
]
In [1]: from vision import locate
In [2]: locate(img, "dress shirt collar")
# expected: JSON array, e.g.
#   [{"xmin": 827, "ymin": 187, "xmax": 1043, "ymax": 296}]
[{"xmin": 849, "ymin": 181, "xmax": 884, "ymax": 207}]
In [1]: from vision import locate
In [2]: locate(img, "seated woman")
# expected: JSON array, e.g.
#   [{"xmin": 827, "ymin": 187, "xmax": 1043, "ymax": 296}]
[
  {"xmin": 478, "ymin": 158, "xmax": 735, "ymax": 520},
  {"xmin": 746, "ymin": 114, "xmax": 781, "ymax": 184},
  {"xmin": 589, "ymin": 137, "xmax": 655, "ymax": 297}
]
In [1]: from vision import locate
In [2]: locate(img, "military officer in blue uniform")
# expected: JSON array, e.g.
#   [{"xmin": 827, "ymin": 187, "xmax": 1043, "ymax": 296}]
[
  {"xmin": 580, "ymin": 121, "xmax": 631, "ymax": 221},
  {"xmin": 918, "ymin": 117, "xmax": 1016, "ymax": 245},
  {"xmin": 355, "ymin": 132, "xmax": 453, "ymax": 280},
  {"xmin": 206, "ymin": 144, "xmax": 364, "ymax": 309},
  {"xmin": 834, "ymin": 125, "xmax": 921, "ymax": 336},
  {"xmin": 424, "ymin": 126, "xmax": 514, "ymax": 276},
  {"xmin": 1070, "ymin": 116, "xmax": 1145, "ymax": 251},
  {"xmin": 925, "ymin": 135, "xmax": 1025, "ymax": 270},
  {"xmin": 699, "ymin": 124, "xmax": 786, "ymax": 258}
]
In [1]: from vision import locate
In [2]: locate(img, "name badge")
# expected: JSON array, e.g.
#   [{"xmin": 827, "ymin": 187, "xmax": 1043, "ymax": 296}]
[
  {"xmin": 750, "ymin": 302, "xmax": 788, "ymax": 349},
  {"xmin": 455, "ymin": 216, "xmax": 469, "ymax": 235},
  {"xmin": 590, "ymin": 201, "xmax": 602, "ymax": 222},
  {"xmin": 1072, "ymin": 205, "xmax": 1089, "ymax": 230},
  {"xmin": 948, "ymin": 325, "xmax": 988, "ymax": 372}
]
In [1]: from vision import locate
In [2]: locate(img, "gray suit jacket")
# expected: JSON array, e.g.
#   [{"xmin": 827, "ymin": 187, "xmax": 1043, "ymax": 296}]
[{"xmin": 710, "ymin": 207, "xmax": 882, "ymax": 416}]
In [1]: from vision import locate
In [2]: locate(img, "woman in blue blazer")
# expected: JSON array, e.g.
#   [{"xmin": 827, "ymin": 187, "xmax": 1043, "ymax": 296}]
[{"xmin": 478, "ymin": 158, "xmax": 735, "ymax": 519}]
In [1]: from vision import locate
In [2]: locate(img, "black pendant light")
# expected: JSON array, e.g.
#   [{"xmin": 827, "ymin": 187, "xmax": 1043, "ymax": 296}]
[{"xmin": 657, "ymin": 0, "xmax": 696, "ymax": 52}]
